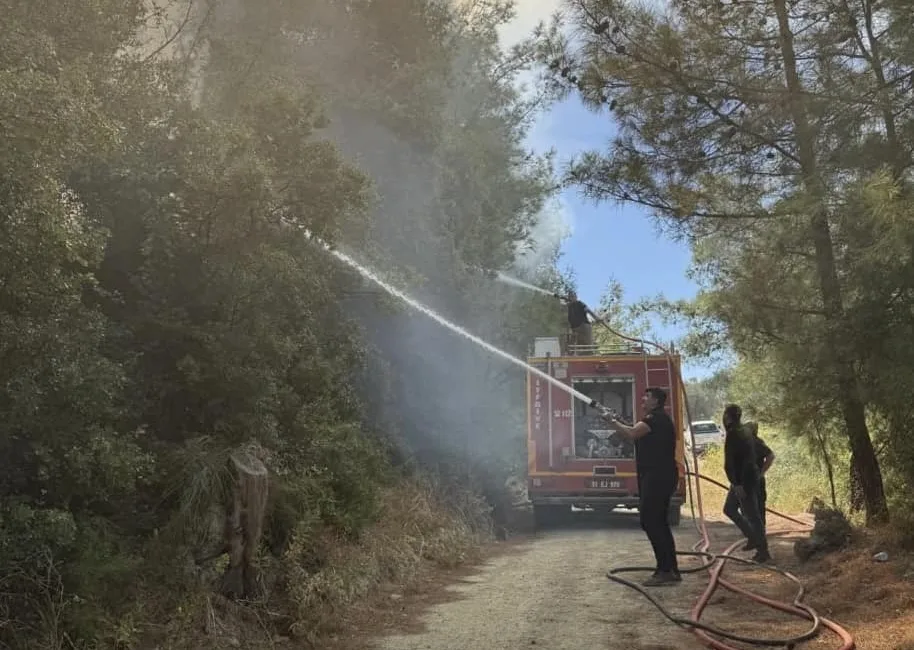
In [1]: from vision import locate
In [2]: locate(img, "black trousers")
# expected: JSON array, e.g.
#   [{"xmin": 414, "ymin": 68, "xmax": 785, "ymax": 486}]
[
  {"xmin": 723, "ymin": 483, "xmax": 768, "ymax": 552},
  {"xmin": 758, "ymin": 476, "xmax": 768, "ymax": 537},
  {"xmin": 638, "ymin": 468, "xmax": 679, "ymax": 573}
]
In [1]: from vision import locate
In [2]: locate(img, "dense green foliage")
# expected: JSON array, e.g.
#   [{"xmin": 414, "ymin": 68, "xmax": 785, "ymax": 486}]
[
  {"xmin": 684, "ymin": 369, "xmax": 732, "ymax": 422},
  {"xmin": 538, "ymin": 0, "xmax": 914, "ymax": 525},
  {"xmin": 588, "ymin": 278, "xmax": 658, "ymax": 348},
  {"xmin": 0, "ymin": 1, "xmax": 578, "ymax": 646}
]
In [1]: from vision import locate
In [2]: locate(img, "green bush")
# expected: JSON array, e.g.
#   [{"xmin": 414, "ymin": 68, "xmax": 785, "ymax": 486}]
[{"xmin": 689, "ymin": 426, "xmax": 844, "ymax": 516}]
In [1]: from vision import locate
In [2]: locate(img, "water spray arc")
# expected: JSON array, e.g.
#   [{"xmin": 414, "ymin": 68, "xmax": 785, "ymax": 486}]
[
  {"xmin": 495, "ymin": 272, "xmax": 558, "ymax": 298},
  {"xmin": 305, "ymin": 233, "xmax": 606, "ymax": 412}
]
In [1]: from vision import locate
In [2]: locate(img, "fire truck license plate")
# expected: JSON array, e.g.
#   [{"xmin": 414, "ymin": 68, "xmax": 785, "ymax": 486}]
[{"xmin": 591, "ymin": 479, "xmax": 621, "ymax": 489}]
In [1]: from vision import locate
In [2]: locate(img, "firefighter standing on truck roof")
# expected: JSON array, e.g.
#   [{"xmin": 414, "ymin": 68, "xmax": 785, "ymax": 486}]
[
  {"xmin": 561, "ymin": 290, "xmax": 593, "ymax": 350},
  {"xmin": 603, "ymin": 387, "xmax": 681, "ymax": 587},
  {"xmin": 722, "ymin": 404, "xmax": 772, "ymax": 563}
]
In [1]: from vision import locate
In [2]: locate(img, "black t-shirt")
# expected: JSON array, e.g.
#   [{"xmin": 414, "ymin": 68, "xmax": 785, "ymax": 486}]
[
  {"xmin": 724, "ymin": 426, "xmax": 759, "ymax": 488},
  {"xmin": 567, "ymin": 300, "xmax": 589, "ymax": 328},
  {"xmin": 635, "ymin": 407, "xmax": 677, "ymax": 476}
]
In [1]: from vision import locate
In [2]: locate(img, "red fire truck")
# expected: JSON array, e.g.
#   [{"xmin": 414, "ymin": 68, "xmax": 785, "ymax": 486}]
[{"xmin": 526, "ymin": 336, "xmax": 687, "ymax": 527}]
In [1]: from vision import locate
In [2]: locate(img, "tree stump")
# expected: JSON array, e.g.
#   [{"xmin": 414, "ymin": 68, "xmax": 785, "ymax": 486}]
[{"xmin": 220, "ymin": 448, "xmax": 269, "ymax": 600}]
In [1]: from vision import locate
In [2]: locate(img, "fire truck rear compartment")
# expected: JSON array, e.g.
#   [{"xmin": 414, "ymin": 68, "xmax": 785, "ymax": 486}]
[
  {"xmin": 526, "ymin": 346, "xmax": 685, "ymax": 528},
  {"xmin": 572, "ymin": 376, "xmax": 636, "ymax": 460}
]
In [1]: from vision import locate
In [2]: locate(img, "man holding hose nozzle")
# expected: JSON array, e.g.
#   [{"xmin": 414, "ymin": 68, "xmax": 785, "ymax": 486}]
[
  {"xmin": 722, "ymin": 405, "xmax": 772, "ymax": 563},
  {"xmin": 603, "ymin": 387, "xmax": 681, "ymax": 586}
]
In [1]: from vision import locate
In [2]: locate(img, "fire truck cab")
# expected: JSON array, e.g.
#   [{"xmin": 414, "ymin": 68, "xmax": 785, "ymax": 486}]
[{"xmin": 526, "ymin": 336, "xmax": 687, "ymax": 527}]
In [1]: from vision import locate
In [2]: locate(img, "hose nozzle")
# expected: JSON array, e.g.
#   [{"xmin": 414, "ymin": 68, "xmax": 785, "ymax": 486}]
[{"xmin": 591, "ymin": 400, "xmax": 614, "ymax": 419}]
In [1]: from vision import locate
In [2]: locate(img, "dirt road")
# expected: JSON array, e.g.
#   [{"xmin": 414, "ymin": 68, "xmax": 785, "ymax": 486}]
[{"xmin": 374, "ymin": 512, "xmax": 712, "ymax": 650}]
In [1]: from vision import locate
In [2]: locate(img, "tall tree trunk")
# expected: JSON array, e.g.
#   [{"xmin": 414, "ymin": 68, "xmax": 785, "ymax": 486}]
[
  {"xmin": 849, "ymin": 452, "xmax": 865, "ymax": 513},
  {"xmin": 772, "ymin": 0, "xmax": 888, "ymax": 524},
  {"xmin": 814, "ymin": 424, "xmax": 839, "ymax": 510}
]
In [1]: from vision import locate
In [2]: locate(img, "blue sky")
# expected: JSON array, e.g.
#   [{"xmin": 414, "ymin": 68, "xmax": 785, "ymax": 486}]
[
  {"xmin": 526, "ymin": 99, "xmax": 712, "ymax": 380},
  {"xmin": 496, "ymin": 3, "xmax": 714, "ymax": 379}
]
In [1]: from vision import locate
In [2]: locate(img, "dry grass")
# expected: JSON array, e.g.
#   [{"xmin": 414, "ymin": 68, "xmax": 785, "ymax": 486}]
[
  {"xmin": 282, "ymin": 479, "xmax": 489, "ymax": 642},
  {"xmin": 701, "ymin": 522, "xmax": 914, "ymax": 650},
  {"xmin": 797, "ymin": 528, "xmax": 914, "ymax": 650},
  {"xmin": 134, "ymin": 477, "xmax": 493, "ymax": 650},
  {"xmin": 318, "ymin": 537, "xmax": 532, "ymax": 650},
  {"xmin": 684, "ymin": 428, "xmax": 914, "ymax": 648}
]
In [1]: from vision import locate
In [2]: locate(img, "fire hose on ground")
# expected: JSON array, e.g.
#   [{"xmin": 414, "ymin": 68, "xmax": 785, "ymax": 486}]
[
  {"xmin": 560, "ymin": 297, "xmax": 856, "ymax": 649},
  {"xmin": 605, "ymin": 468, "xmax": 854, "ymax": 649}
]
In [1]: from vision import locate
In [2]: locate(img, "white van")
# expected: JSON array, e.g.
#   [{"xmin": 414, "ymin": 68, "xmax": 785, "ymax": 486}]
[{"xmin": 687, "ymin": 420, "xmax": 724, "ymax": 453}]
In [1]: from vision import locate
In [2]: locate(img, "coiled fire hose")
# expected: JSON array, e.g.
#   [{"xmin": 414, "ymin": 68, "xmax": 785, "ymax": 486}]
[
  {"xmin": 681, "ymin": 471, "xmax": 854, "ymax": 650},
  {"xmin": 570, "ymin": 301, "xmax": 856, "ymax": 649}
]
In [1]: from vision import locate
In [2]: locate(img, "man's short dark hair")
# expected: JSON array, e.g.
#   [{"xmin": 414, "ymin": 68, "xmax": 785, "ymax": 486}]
[
  {"xmin": 646, "ymin": 387, "xmax": 667, "ymax": 407},
  {"xmin": 723, "ymin": 403, "xmax": 742, "ymax": 423}
]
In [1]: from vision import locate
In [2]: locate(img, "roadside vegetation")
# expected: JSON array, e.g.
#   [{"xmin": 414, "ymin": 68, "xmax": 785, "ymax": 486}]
[
  {"xmin": 6, "ymin": 0, "xmax": 914, "ymax": 648},
  {"xmin": 0, "ymin": 1, "xmax": 565, "ymax": 648},
  {"xmin": 688, "ymin": 428, "xmax": 841, "ymax": 518}
]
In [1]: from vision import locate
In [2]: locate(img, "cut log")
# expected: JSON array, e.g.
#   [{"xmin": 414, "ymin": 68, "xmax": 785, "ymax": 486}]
[{"xmin": 220, "ymin": 448, "xmax": 269, "ymax": 600}]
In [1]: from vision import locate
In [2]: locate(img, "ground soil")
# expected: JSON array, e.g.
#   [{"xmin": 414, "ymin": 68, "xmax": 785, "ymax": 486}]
[
  {"xmin": 323, "ymin": 509, "xmax": 914, "ymax": 650},
  {"xmin": 706, "ymin": 518, "xmax": 914, "ymax": 650}
]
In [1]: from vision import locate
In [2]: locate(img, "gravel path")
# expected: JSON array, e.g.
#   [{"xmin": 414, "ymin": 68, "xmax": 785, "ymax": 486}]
[{"xmin": 375, "ymin": 513, "xmax": 710, "ymax": 650}]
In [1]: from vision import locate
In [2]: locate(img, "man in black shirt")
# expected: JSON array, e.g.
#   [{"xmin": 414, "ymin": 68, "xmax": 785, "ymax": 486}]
[
  {"xmin": 722, "ymin": 405, "xmax": 771, "ymax": 563},
  {"xmin": 744, "ymin": 421, "xmax": 775, "ymax": 545},
  {"xmin": 562, "ymin": 290, "xmax": 593, "ymax": 350},
  {"xmin": 604, "ymin": 387, "xmax": 680, "ymax": 586}
]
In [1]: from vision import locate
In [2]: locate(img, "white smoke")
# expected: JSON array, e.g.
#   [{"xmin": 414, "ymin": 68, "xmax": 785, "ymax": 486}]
[
  {"xmin": 497, "ymin": 0, "xmax": 572, "ymax": 275},
  {"xmin": 514, "ymin": 196, "xmax": 573, "ymax": 273}
]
